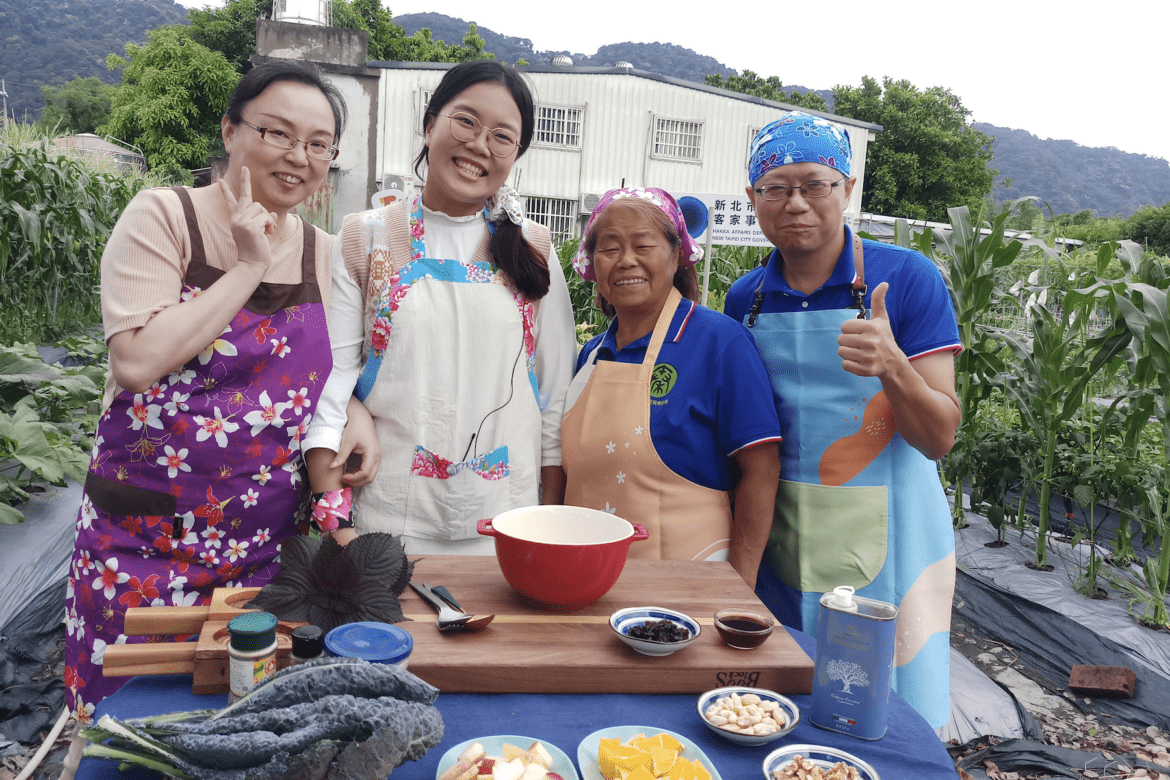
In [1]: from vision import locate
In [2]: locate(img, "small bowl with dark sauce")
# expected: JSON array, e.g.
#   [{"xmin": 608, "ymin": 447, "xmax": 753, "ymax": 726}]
[{"xmin": 713, "ymin": 608, "xmax": 774, "ymax": 650}]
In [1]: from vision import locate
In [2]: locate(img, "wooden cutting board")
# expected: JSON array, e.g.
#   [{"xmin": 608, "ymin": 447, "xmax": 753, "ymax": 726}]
[{"xmin": 399, "ymin": 556, "xmax": 813, "ymax": 695}]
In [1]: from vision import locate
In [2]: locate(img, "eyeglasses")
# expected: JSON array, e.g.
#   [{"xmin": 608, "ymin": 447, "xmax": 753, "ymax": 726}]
[
  {"xmin": 240, "ymin": 121, "xmax": 339, "ymax": 161},
  {"xmin": 753, "ymin": 179, "xmax": 847, "ymax": 201},
  {"xmin": 442, "ymin": 112, "xmax": 520, "ymax": 157}
]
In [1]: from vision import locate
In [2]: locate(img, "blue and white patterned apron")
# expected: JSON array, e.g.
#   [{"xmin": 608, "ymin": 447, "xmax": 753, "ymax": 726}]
[{"xmin": 746, "ymin": 289, "xmax": 954, "ymax": 729}]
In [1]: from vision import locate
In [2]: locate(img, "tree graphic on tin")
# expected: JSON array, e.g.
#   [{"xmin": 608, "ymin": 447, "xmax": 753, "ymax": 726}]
[{"xmin": 825, "ymin": 660, "xmax": 870, "ymax": 693}]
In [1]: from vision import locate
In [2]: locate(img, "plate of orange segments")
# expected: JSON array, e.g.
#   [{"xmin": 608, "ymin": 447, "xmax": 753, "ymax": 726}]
[{"xmin": 577, "ymin": 726, "xmax": 721, "ymax": 780}]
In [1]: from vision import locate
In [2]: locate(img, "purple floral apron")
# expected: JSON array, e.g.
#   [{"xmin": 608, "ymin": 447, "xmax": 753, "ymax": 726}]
[{"xmin": 64, "ymin": 188, "xmax": 331, "ymax": 721}]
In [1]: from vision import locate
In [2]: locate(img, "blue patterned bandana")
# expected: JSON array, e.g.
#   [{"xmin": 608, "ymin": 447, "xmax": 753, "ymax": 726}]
[{"xmin": 748, "ymin": 112, "xmax": 852, "ymax": 184}]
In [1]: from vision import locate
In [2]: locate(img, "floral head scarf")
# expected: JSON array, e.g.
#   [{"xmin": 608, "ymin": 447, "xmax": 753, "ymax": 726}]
[
  {"xmin": 748, "ymin": 111, "xmax": 852, "ymax": 184},
  {"xmin": 572, "ymin": 187, "xmax": 703, "ymax": 282}
]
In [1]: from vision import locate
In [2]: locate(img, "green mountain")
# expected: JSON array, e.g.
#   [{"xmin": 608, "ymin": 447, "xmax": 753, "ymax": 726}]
[
  {"xmin": 976, "ymin": 123, "xmax": 1170, "ymax": 218},
  {"xmin": 0, "ymin": 0, "xmax": 187, "ymax": 123}
]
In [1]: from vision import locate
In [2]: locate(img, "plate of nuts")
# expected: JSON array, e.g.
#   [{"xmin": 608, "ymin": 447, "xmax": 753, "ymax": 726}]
[{"xmin": 696, "ymin": 687, "xmax": 800, "ymax": 746}]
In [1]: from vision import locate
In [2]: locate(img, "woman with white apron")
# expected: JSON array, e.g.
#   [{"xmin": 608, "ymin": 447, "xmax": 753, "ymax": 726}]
[
  {"xmin": 564, "ymin": 188, "xmax": 781, "ymax": 586},
  {"xmin": 724, "ymin": 113, "xmax": 963, "ymax": 727},
  {"xmin": 303, "ymin": 62, "xmax": 576, "ymax": 553}
]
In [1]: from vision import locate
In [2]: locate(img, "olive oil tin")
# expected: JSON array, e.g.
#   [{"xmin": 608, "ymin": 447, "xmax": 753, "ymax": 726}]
[{"xmin": 810, "ymin": 586, "xmax": 897, "ymax": 740}]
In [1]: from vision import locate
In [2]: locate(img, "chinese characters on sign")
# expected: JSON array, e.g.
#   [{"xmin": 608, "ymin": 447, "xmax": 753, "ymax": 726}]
[{"xmin": 675, "ymin": 192, "xmax": 771, "ymax": 248}]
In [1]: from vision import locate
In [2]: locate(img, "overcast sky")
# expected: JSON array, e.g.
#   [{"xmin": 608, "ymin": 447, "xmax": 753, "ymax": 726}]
[{"xmin": 177, "ymin": 0, "xmax": 1170, "ymax": 166}]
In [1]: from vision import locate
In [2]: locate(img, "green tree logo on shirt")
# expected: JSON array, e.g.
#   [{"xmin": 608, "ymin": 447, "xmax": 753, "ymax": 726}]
[{"xmin": 650, "ymin": 364, "xmax": 678, "ymax": 398}]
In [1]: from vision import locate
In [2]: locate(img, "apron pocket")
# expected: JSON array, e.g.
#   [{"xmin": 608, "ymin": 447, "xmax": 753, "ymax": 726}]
[
  {"xmin": 766, "ymin": 479, "xmax": 887, "ymax": 594},
  {"xmin": 404, "ymin": 445, "xmax": 511, "ymax": 541},
  {"xmin": 85, "ymin": 471, "xmax": 177, "ymax": 518}
]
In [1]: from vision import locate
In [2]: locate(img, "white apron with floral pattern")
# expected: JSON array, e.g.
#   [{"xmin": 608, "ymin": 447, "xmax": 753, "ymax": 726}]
[{"xmin": 352, "ymin": 195, "xmax": 542, "ymax": 554}]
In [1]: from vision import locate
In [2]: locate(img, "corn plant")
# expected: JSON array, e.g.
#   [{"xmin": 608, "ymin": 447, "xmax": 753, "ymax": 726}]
[
  {"xmin": 556, "ymin": 236, "xmax": 608, "ymax": 345},
  {"xmin": 0, "ymin": 124, "xmax": 145, "ymax": 343},
  {"xmin": 1085, "ymin": 246, "xmax": 1170, "ymax": 626},
  {"xmin": 999, "ymin": 257, "xmax": 1129, "ymax": 570},
  {"xmin": 901, "ymin": 202, "xmax": 1030, "ymax": 527}
]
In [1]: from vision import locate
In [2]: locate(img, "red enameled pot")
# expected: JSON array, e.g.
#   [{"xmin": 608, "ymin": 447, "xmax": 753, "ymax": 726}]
[{"xmin": 477, "ymin": 506, "xmax": 649, "ymax": 611}]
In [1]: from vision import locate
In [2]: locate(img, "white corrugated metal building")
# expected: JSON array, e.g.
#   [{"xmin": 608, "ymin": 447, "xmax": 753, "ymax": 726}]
[
  {"xmin": 253, "ymin": 20, "xmax": 880, "ymax": 237},
  {"xmin": 370, "ymin": 62, "xmax": 880, "ymax": 240}
]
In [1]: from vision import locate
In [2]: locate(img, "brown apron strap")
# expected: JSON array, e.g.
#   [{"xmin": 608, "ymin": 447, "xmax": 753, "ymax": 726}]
[
  {"xmin": 851, "ymin": 232, "xmax": 867, "ymax": 319},
  {"xmin": 298, "ymin": 215, "xmax": 320, "ymax": 298},
  {"xmin": 171, "ymin": 187, "xmax": 208, "ymax": 275}
]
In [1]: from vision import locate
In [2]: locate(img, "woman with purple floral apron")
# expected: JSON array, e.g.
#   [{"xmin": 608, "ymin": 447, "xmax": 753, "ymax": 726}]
[{"xmin": 63, "ymin": 63, "xmax": 369, "ymax": 722}]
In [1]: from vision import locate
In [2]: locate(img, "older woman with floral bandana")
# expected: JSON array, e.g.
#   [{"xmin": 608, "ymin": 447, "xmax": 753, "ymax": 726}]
[
  {"xmin": 562, "ymin": 188, "xmax": 781, "ymax": 587},
  {"xmin": 724, "ymin": 111, "xmax": 962, "ymax": 727}
]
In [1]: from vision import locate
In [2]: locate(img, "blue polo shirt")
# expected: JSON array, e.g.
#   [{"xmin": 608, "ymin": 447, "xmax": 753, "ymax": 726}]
[
  {"xmin": 724, "ymin": 227, "xmax": 962, "ymax": 359},
  {"xmin": 570, "ymin": 298, "xmax": 782, "ymax": 491}
]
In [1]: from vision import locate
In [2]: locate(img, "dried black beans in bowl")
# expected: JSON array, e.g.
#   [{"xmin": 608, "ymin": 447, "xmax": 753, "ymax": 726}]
[{"xmin": 627, "ymin": 619, "xmax": 690, "ymax": 642}]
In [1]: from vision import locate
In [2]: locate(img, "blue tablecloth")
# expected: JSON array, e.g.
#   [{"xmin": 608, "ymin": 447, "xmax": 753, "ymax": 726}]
[{"xmin": 77, "ymin": 630, "xmax": 957, "ymax": 779}]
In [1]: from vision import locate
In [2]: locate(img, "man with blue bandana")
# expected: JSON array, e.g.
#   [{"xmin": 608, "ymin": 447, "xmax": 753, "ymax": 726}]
[{"xmin": 724, "ymin": 111, "xmax": 962, "ymax": 728}]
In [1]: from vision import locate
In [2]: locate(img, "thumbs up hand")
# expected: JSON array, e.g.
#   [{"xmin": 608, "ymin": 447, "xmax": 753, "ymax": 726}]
[{"xmin": 838, "ymin": 282, "xmax": 903, "ymax": 378}]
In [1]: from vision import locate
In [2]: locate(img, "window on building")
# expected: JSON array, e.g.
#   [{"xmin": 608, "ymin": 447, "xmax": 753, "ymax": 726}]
[
  {"xmin": 746, "ymin": 125, "xmax": 762, "ymax": 170},
  {"xmin": 534, "ymin": 104, "xmax": 583, "ymax": 148},
  {"xmin": 417, "ymin": 89, "xmax": 434, "ymax": 137},
  {"xmin": 524, "ymin": 197, "xmax": 577, "ymax": 240},
  {"xmin": 653, "ymin": 117, "xmax": 703, "ymax": 162}
]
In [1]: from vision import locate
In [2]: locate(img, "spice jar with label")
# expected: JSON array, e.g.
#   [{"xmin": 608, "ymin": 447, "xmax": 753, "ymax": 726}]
[{"xmin": 227, "ymin": 611, "xmax": 278, "ymax": 703}]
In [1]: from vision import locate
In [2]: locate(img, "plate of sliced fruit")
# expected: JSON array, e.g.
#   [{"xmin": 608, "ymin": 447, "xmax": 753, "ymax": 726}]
[
  {"xmin": 436, "ymin": 736, "xmax": 579, "ymax": 780},
  {"xmin": 577, "ymin": 726, "xmax": 722, "ymax": 780}
]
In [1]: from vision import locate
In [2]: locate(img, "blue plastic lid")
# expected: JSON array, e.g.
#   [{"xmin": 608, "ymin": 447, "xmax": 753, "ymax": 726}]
[{"xmin": 324, "ymin": 622, "xmax": 413, "ymax": 664}]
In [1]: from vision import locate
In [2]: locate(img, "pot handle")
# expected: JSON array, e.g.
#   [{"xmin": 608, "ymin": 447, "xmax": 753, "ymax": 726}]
[
  {"xmin": 476, "ymin": 519, "xmax": 497, "ymax": 537},
  {"xmin": 629, "ymin": 523, "xmax": 649, "ymax": 542}
]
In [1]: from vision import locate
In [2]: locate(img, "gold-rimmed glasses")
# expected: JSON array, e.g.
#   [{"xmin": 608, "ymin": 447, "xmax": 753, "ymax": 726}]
[{"xmin": 442, "ymin": 112, "xmax": 520, "ymax": 157}]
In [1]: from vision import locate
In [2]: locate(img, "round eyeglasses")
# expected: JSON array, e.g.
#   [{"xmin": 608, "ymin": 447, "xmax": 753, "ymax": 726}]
[
  {"xmin": 753, "ymin": 179, "xmax": 847, "ymax": 201},
  {"xmin": 241, "ymin": 121, "xmax": 339, "ymax": 161},
  {"xmin": 442, "ymin": 112, "xmax": 520, "ymax": 157}
]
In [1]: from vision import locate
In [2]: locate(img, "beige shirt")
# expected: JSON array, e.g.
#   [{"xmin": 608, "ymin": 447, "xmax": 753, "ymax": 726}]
[{"xmin": 99, "ymin": 186, "xmax": 334, "ymax": 408}]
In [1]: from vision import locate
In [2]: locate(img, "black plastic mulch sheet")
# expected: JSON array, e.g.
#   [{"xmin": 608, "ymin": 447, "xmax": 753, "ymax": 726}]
[
  {"xmin": 954, "ymin": 737, "xmax": 1167, "ymax": 779},
  {"xmin": 0, "ymin": 579, "xmax": 67, "ymax": 743},
  {"xmin": 954, "ymin": 565, "xmax": 1170, "ymax": 730}
]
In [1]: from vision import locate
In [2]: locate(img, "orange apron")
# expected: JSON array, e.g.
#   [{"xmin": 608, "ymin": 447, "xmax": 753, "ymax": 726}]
[{"xmin": 563, "ymin": 289, "xmax": 733, "ymax": 560}]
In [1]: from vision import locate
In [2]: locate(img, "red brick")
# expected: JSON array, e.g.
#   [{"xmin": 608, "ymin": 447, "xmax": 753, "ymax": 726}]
[{"xmin": 1068, "ymin": 665, "xmax": 1136, "ymax": 698}]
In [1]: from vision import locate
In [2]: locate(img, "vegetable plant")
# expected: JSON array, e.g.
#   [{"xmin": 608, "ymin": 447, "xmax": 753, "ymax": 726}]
[
  {"xmin": 1, "ymin": 338, "xmax": 106, "ymax": 523},
  {"xmin": 82, "ymin": 657, "xmax": 445, "ymax": 779}
]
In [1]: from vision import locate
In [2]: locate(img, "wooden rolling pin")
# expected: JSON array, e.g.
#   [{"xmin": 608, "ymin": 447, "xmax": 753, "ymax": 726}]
[
  {"xmin": 103, "ymin": 642, "xmax": 197, "ymax": 677},
  {"xmin": 123, "ymin": 606, "xmax": 209, "ymax": 637}
]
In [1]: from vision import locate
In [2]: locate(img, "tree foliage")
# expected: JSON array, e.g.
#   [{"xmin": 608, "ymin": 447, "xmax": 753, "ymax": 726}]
[
  {"xmin": 187, "ymin": 0, "xmax": 274, "ymax": 73},
  {"xmin": 36, "ymin": 77, "xmax": 115, "ymax": 135},
  {"xmin": 101, "ymin": 26, "xmax": 240, "ymax": 170},
  {"xmin": 704, "ymin": 70, "xmax": 827, "ymax": 112},
  {"xmin": 186, "ymin": 0, "xmax": 490, "ymax": 70},
  {"xmin": 831, "ymin": 76, "xmax": 995, "ymax": 221},
  {"xmin": 1125, "ymin": 203, "xmax": 1170, "ymax": 256}
]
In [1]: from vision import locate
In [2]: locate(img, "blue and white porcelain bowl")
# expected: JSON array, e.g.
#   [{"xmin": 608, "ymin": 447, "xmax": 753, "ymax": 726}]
[
  {"xmin": 762, "ymin": 745, "xmax": 880, "ymax": 780},
  {"xmin": 698, "ymin": 686, "xmax": 799, "ymax": 746},
  {"xmin": 609, "ymin": 606, "xmax": 700, "ymax": 656}
]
